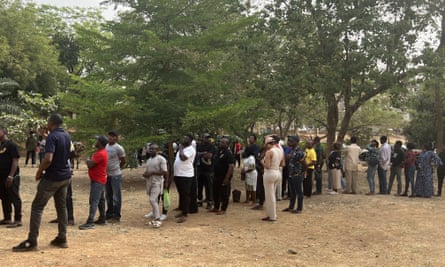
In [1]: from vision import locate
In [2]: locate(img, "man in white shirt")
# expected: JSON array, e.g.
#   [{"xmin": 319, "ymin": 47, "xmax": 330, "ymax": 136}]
[
  {"xmin": 378, "ymin": 136, "xmax": 391, "ymax": 194},
  {"xmin": 343, "ymin": 136, "xmax": 361, "ymax": 194},
  {"xmin": 173, "ymin": 134, "xmax": 196, "ymax": 223}
]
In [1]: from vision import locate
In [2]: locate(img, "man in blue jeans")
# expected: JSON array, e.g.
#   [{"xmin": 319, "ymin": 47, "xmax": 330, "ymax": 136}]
[
  {"xmin": 105, "ymin": 130, "xmax": 126, "ymax": 222},
  {"xmin": 13, "ymin": 113, "xmax": 72, "ymax": 252},
  {"xmin": 79, "ymin": 136, "xmax": 108, "ymax": 230}
]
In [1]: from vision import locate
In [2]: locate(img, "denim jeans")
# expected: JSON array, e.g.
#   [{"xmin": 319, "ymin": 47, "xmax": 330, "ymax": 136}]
[
  {"xmin": 388, "ymin": 166, "xmax": 402, "ymax": 194},
  {"xmin": 378, "ymin": 166, "xmax": 387, "ymax": 194},
  {"xmin": 28, "ymin": 178, "xmax": 71, "ymax": 243},
  {"xmin": 367, "ymin": 165, "xmax": 377, "ymax": 193},
  {"xmin": 87, "ymin": 181, "xmax": 106, "ymax": 223},
  {"xmin": 106, "ymin": 174, "xmax": 122, "ymax": 219},
  {"xmin": 288, "ymin": 175, "xmax": 304, "ymax": 210},
  {"xmin": 405, "ymin": 165, "xmax": 416, "ymax": 195}
]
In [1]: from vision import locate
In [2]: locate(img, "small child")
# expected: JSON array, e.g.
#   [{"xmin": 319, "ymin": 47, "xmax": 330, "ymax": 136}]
[{"xmin": 243, "ymin": 155, "xmax": 257, "ymax": 204}]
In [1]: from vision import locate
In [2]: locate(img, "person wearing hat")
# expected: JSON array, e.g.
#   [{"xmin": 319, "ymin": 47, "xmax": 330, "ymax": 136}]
[
  {"xmin": 105, "ymin": 130, "xmax": 126, "ymax": 222},
  {"xmin": 0, "ymin": 125, "xmax": 22, "ymax": 227},
  {"xmin": 79, "ymin": 136, "xmax": 109, "ymax": 230},
  {"xmin": 282, "ymin": 136, "xmax": 306, "ymax": 214}
]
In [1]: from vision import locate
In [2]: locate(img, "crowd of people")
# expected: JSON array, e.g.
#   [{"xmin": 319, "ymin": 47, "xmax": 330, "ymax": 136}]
[{"xmin": 1, "ymin": 113, "xmax": 444, "ymax": 252}]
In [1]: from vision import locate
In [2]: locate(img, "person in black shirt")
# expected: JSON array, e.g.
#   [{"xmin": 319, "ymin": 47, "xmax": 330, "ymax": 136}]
[
  {"xmin": 0, "ymin": 125, "xmax": 22, "ymax": 228},
  {"xmin": 197, "ymin": 133, "xmax": 217, "ymax": 209},
  {"xmin": 13, "ymin": 114, "xmax": 72, "ymax": 252},
  {"xmin": 387, "ymin": 140, "xmax": 405, "ymax": 195},
  {"xmin": 210, "ymin": 137, "xmax": 234, "ymax": 215}
]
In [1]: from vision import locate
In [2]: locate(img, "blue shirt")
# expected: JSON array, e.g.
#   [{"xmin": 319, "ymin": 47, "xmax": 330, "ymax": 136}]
[{"xmin": 44, "ymin": 128, "xmax": 72, "ymax": 181}]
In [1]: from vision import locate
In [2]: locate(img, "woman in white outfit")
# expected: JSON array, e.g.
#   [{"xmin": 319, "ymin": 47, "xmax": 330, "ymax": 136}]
[{"xmin": 261, "ymin": 136, "xmax": 285, "ymax": 221}]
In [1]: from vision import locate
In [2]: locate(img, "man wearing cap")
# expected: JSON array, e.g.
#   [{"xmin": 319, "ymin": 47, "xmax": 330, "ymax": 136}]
[
  {"xmin": 0, "ymin": 125, "xmax": 22, "ymax": 227},
  {"xmin": 197, "ymin": 133, "xmax": 216, "ymax": 210},
  {"xmin": 105, "ymin": 130, "xmax": 126, "ymax": 222},
  {"xmin": 79, "ymin": 136, "xmax": 108, "ymax": 230},
  {"xmin": 13, "ymin": 113, "xmax": 72, "ymax": 252},
  {"xmin": 283, "ymin": 136, "xmax": 306, "ymax": 214}
]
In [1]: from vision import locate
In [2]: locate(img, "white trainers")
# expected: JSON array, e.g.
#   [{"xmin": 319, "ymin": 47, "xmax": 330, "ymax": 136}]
[
  {"xmin": 144, "ymin": 212, "xmax": 153, "ymax": 218},
  {"xmin": 329, "ymin": 191, "xmax": 338, "ymax": 195},
  {"xmin": 159, "ymin": 214, "xmax": 167, "ymax": 221},
  {"xmin": 149, "ymin": 220, "xmax": 162, "ymax": 228}
]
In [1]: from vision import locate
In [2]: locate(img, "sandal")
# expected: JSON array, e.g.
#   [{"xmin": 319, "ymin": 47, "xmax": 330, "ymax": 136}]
[{"xmin": 12, "ymin": 240, "xmax": 37, "ymax": 252}]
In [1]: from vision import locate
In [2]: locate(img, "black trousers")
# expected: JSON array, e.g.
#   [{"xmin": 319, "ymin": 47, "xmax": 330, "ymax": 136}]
[
  {"xmin": 0, "ymin": 176, "xmax": 22, "ymax": 222},
  {"xmin": 256, "ymin": 170, "xmax": 265, "ymax": 205},
  {"xmin": 438, "ymin": 169, "xmax": 445, "ymax": 195},
  {"xmin": 197, "ymin": 171, "xmax": 214, "ymax": 205},
  {"xmin": 303, "ymin": 169, "xmax": 314, "ymax": 197},
  {"xmin": 213, "ymin": 177, "xmax": 231, "ymax": 211},
  {"xmin": 174, "ymin": 176, "xmax": 193, "ymax": 216}
]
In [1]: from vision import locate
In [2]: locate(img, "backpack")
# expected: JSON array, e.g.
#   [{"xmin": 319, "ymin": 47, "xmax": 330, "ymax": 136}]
[{"xmin": 367, "ymin": 148, "xmax": 379, "ymax": 166}]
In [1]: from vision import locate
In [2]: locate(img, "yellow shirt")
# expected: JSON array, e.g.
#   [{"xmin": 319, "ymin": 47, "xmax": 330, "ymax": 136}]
[{"xmin": 305, "ymin": 148, "xmax": 317, "ymax": 170}]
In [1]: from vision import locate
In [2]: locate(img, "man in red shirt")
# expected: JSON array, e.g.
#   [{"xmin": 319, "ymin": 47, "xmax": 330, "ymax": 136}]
[{"xmin": 79, "ymin": 136, "xmax": 108, "ymax": 230}]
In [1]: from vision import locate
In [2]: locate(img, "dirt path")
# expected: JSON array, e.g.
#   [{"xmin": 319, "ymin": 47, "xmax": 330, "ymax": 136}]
[{"xmin": 2, "ymin": 163, "xmax": 445, "ymax": 266}]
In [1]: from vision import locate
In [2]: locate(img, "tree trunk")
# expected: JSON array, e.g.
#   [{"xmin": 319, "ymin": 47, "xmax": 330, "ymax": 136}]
[
  {"xmin": 435, "ymin": 10, "xmax": 445, "ymax": 150},
  {"xmin": 326, "ymin": 92, "xmax": 339, "ymax": 152}
]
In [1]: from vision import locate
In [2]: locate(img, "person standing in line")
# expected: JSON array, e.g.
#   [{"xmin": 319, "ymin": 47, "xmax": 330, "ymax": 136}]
[
  {"xmin": 415, "ymin": 143, "xmax": 443, "ymax": 198},
  {"xmin": 378, "ymin": 136, "xmax": 391, "ymax": 195},
  {"xmin": 243, "ymin": 154, "xmax": 257, "ymax": 205},
  {"xmin": 343, "ymin": 136, "xmax": 361, "ymax": 194},
  {"xmin": 303, "ymin": 140, "xmax": 317, "ymax": 197},
  {"xmin": 38, "ymin": 135, "xmax": 46, "ymax": 165},
  {"xmin": 105, "ymin": 130, "xmax": 126, "ymax": 222},
  {"xmin": 0, "ymin": 125, "xmax": 22, "ymax": 228},
  {"xmin": 79, "ymin": 136, "xmax": 109, "ymax": 230},
  {"xmin": 174, "ymin": 134, "xmax": 196, "ymax": 223},
  {"xmin": 313, "ymin": 136, "xmax": 324, "ymax": 195},
  {"xmin": 436, "ymin": 144, "xmax": 445, "ymax": 197},
  {"xmin": 282, "ymin": 135, "xmax": 305, "ymax": 213},
  {"xmin": 233, "ymin": 140, "xmax": 242, "ymax": 168},
  {"xmin": 242, "ymin": 135, "xmax": 263, "ymax": 210},
  {"xmin": 143, "ymin": 144, "xmax": 168, "ymax": 228},
  {"xmin": 210, "ymin": 137, "xmax": 234, "ymax": 215},
  {"xmin": 387, "ymin": 140, "xmax": 405, "ymax": 195},
  {"xmin": 25, "ymin": 131, "xmax": 37, "ymax": 167},
  {"xmin": 401, "ymin": 142, "xmax": 417, "ymax": 197},
  {"xmin": 13, "ymin": 113, "xmax": 72, "ymax": 252},
  {"xmin": 328, "ymin": 143, "xmax": 343, "ymax": 195},
  {"xmin": 261, "ymin": 136, "xmax": 285, "ymax": 222},
  {"xmin": 365, "ymin": 140, "xmax": 379, "ymax": 195},
  {"xmin": 197, "ymin": 133, "xmax": 216, "ymax": 210}
]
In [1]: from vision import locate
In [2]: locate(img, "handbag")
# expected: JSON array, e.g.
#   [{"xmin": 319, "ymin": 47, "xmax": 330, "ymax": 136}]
[{"xmin": 163, "ymin": 189, "xmax": 170, "ymax": 210}]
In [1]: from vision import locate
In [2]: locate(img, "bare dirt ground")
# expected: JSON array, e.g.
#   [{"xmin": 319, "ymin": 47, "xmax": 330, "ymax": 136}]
[{"xmin": 2, "ymin": 161, "xmax": 445, "ymax": 267}]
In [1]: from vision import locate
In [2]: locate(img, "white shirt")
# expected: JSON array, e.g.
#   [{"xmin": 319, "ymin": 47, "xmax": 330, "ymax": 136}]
[
  {"xmin": 174, "ymin": 145, "xmax": 196, "ymax": 177},
  {"xmin": 379, "ymin": 142, "xmax": 392, "ymax": 171}
]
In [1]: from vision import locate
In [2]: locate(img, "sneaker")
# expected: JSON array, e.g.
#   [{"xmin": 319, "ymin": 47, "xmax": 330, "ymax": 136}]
[
  {"xmin": 176, "ymin": 216, "xmax": 186, "ymax": 223},
  {"xmin": 6, "ymin": 221, "xmax": 22, "ymax": 228},
  {"xmin": 149, "ymin": 220, "xmax": 162, "ymax": 228},
  {"xmin": 78, "ymin": 223, "xmax": 96, "ymax": 230},
  {"xmin": 0, "ymin": 219, "xmax": 12, "ymax": 225},
  {"xmin": 50, "ymin": 236, "xmax": 68, "ymax": 248},
  {"xmin": 144, "ymin": 212, "xmax": 153, "ymax": 219},
  {"xmin": 94, "ymin": 219, "xmax": 107, "ymax": 225},
  {"xmin": 159, "ymin": 214, "xmax": 168, "ymax": 221},
  {"xmin": 12, "ymin": 240, "xmax": 37, "ymax": 252},
  {"xmin": 329, "ymin": 191, "xmax": 338, "ymax": 195}
]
